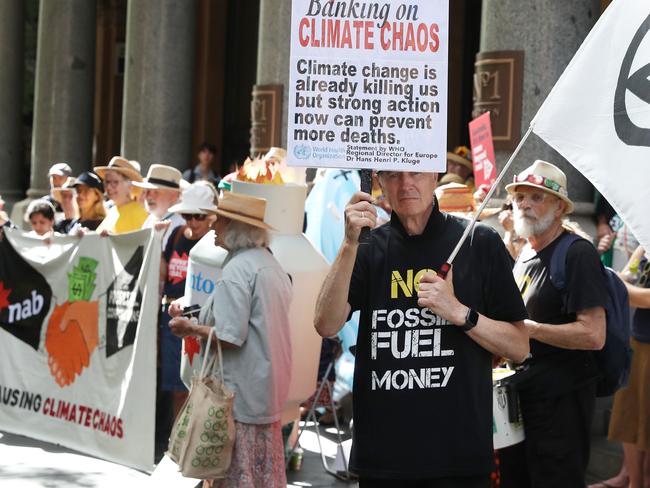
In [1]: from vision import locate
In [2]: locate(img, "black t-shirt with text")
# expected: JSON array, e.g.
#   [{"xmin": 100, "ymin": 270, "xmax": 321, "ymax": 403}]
[
  {"xmin": 163, "ymin": 226, "xmax": 198, "ymax": 298},
  {"xmin": 512, "ymin": 233, "xmax": 607, "ymax": 398},
  {"xmin": 347, "ymin": 207, "xmax": 528, "ymax": 479}
]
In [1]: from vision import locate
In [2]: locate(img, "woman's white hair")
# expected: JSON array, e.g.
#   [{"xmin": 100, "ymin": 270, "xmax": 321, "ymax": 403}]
[{"xmin": 223, "ymin": 220, "xmax": 270, "ymax": 251}]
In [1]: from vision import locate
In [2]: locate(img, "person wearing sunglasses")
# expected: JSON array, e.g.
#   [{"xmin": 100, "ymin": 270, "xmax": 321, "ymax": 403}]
[{"xmin": 156, "ymin": 183, "xmax": 219, "ymax": 452}]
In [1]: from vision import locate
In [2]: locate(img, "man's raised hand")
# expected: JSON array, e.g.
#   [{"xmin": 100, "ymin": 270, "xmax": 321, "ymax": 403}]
[
  {"xmin": 344, "ymin": 192, "xmax": 377, "ymax": 244},
  {"xmin": 417, "ymin": 266, "xmax": 467, "ymax": 326}
]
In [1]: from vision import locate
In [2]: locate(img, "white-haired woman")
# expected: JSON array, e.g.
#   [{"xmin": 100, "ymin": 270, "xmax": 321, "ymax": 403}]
[{"xmin": 168, "ymin": 192, "xmax": 292, "ymax": 488}]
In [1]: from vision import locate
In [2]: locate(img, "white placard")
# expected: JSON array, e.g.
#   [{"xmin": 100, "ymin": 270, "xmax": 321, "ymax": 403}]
[{"xmin": 287, "ymin": 0, "xmax": 449, "ymax": 172}]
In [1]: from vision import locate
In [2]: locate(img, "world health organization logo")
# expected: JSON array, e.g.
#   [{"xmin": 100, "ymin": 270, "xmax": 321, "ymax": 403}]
[{"xmin": 293, "ymin": 144, "xmax": 311, "ymax": 160}]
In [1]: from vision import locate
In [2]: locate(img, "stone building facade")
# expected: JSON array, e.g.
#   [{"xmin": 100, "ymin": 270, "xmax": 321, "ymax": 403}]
[{"xmin": 1, "ymin": 0, "xmax": 613, "ymax": 224}]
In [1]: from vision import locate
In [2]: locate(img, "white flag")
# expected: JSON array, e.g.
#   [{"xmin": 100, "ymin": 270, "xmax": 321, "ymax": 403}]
[{"xmin": 532, "ymin": 0, "xmax": 650, "ymax": 252}]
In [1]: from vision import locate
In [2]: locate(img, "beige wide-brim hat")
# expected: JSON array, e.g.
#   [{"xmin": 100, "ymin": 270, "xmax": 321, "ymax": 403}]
[
  {"xmin": 168, "ymin": 184, "xmax": 218, "ymax": 214},
  {"xmin": 505, "ymin": 160, "xmax": 575, "ymax": 214},
  {"xmin": 132, "ymin": 164, "xmax": 187, "ymax": 191},
  {"xmin": 94, "ymin": 156, "xmax": 143, "ymax": 182},
  {"xmin": 203, "ymin": 192, "xmax": 273, "ymax": 230},
  {"xmin": 447, "ymin": 152, "xmax": 473, "ymax": 171}
]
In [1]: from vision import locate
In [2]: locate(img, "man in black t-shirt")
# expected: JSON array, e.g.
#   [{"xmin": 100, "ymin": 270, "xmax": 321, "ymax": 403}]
[
  {"xmin": 314, "ymin": 170, "xmax": 529, "ymax": 488},
  {"xmin": 499, "ymin": 160, "xmax": 607, "ymax": 488}
]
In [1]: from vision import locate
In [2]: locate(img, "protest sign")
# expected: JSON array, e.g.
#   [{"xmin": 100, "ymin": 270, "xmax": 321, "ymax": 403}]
[
  {"xmin": 532, "ymin": 0, "xmax": 650, "ymax": 253},
  {"xmin": 287, "ymin": 0, "xmax": 449, "ymax": 172},
  {"xmin": 469, "ymin": 112, "xmax": 497, "ymax": 189},
  {"xmin": 0, "ymin": 229, "xmax": 160, "ymax": 471}
]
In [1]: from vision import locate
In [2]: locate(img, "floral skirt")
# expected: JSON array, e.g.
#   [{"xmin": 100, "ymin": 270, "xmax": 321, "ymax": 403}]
[{"xmin": 204, "ymin": 420, "xmax": 286, "ymax": 488}]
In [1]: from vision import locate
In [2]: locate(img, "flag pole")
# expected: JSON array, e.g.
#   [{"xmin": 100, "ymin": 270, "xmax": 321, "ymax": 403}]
[{"xmin": 438, "ymin": 124, "xmax": 535, "ymax": 278}]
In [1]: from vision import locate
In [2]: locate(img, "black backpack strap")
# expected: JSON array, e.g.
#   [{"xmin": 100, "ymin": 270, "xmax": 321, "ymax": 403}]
[{"xmin": 548, "ymin": 232, "xmax": 584, "ymax": 292}]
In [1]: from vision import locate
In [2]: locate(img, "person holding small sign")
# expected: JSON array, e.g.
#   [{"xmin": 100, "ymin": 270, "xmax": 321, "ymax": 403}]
[{"xmin": 314, "ymin": 170, "xmax": 529, "ymax": 487}]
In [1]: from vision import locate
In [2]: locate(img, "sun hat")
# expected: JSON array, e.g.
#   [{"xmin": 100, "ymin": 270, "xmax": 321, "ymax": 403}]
[
  {"xmin": 505, "ymin": 160, "xmax": 575, "ymax": 214},
  {"xmin": 132, "ymin": 164, "xmax": 187, "ymax": 191},
  {"xmin": 168, "ymin": 184, "xmax": 219, "ymax": 215},
  {"xmin": 72, "ymin": 171, "xmax": 104, "ymax": 193},
  {"xmin": 94, "ymin": 156, "xmax": 143, "ymax": 182},
  {"xmin": 446, "ymin": 146, "xmax": 473, "ymax": 171},
  {"xmin": 48, "ymin": 163, "xmax": 73, "ymax": 178},
  {"xmin": 202, "ymin": 192, "xmax": 272, "ymax": 230}
]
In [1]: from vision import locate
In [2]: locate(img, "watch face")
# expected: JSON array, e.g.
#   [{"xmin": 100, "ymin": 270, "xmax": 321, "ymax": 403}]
[
  {"xmin": 469, "ymin": 309, "xmax": 479, "ymax": 325},
  {"xmin": 463, "ymin": 308, "xmax": 479, "ymax": 331}
]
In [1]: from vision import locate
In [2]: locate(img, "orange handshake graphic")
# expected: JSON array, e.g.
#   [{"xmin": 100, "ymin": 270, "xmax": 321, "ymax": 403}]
[{"xmin": 45, "ymin": 301, "xmax": 99, "ymax": 387}]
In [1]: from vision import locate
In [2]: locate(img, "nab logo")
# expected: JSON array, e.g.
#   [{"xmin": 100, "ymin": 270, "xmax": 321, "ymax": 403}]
[
  {"xmin": 614, "ymin": 14, "xmax": 650, "ymax": 147},
  {"xmin": 6, "ymin": 291, "xmax": 45, "ymax": 323},
  {"xmin": 391, "ymin": 268, "xmax": 435, "ymax": 299},
  {"xmin": 0, "ymin": 282, "xmax": 46, "ymax": 324}
]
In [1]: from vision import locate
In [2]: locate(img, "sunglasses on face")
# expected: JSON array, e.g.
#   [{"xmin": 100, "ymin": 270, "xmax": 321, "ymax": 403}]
[{"xmin": 181, "ymin": 213, "xmax": 208, "ymax": 221}]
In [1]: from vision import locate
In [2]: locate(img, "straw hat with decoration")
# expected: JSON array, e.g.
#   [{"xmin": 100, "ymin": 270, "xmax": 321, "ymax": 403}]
[
  {"xmin": 505, "ymin": 160, "xmax": 575, "ymax": 214},
  {"xmin": 94, "ymin": 156, "xmax": 143, "ymax": 182},
  {"xmin": 203, "ymin": 192, "xmax": 272, "ymax": 230}
]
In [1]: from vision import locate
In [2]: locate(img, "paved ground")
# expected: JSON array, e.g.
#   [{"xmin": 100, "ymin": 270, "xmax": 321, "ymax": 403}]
[
  {"xmin": 0, "ymin": 431, "xmax": 149, "ymax": 487},
  {"xmin": 0, "ymin": 427, "xmax": 620, "ymax": 487},
  {"xmin": 0, "ymin": 425, "xmax": 358, "ymax": 488}
]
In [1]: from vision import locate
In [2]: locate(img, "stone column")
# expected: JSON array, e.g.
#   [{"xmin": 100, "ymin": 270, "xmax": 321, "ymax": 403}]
[
  {"xmin": 28, "ymin": 0, "xmax": 96, "ymax": 198},
  {"xmin": 121, "ymin": 0, "xmax": 197, "ymax": 172},
  {"xmin": 256, "ymin": 0, "xmax": 292, "ymax": 148},
  {"xmin": 0, "ymin": 0, "xmax": 25, "ymax": 211},
  {"xmin": 480, "ymin": 0, "xmax": 600, "ymax": 204}
]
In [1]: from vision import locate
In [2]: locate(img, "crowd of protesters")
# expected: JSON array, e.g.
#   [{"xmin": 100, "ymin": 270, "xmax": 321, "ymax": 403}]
[
  {"xmin": 0, "ymin": 144, "xmax": 297, "ymax": 487},
  {"xmin": 1, "ymin": 148, "xmax": 648, "ymax": 488}
]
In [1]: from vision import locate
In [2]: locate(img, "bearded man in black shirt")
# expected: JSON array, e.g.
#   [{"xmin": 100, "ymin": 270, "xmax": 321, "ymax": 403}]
[
  {"xmin": 499, "ymin": 160, "xmax": 607, "ymax": 488},
  {"xmin": 314, "ymin": 170, "xmax": 529, "ymax": 488}
]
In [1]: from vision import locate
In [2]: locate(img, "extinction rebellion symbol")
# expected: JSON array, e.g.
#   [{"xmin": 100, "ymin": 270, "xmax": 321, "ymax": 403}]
[{"xmin": 614, "ymin": 13, "xmax": 650, "ymax": 147}]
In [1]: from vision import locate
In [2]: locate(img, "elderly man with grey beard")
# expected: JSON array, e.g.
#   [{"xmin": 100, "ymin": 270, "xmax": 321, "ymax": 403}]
[
  {"xmin": 499, "ymin": 160, "xmax": 608, "ymax": 488},
  {"xmin": 134, "ymin": 164, "xmax": 186, "ymax": 250}
]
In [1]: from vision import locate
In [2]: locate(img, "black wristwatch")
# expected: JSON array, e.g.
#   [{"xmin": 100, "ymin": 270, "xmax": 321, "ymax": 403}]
[{"xmin": 460, "ymin": 307, "xmax": 479, "ymax": 332}]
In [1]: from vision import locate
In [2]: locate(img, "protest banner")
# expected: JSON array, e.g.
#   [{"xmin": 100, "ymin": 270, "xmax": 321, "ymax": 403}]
[
  {"xmin": 287, "ymin": 0, "xmax": 449, "ymax": 172},
  {"xmin": 532, "ymin": 0, "xmax": 650, "ymax": 253},
  {"xmin": 0, "ymin": 229, "xmax": 160, "ymax": 471},
  {"xmin": 468, "ymin": 112, "xmax": 497, "ymax": 190}
]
